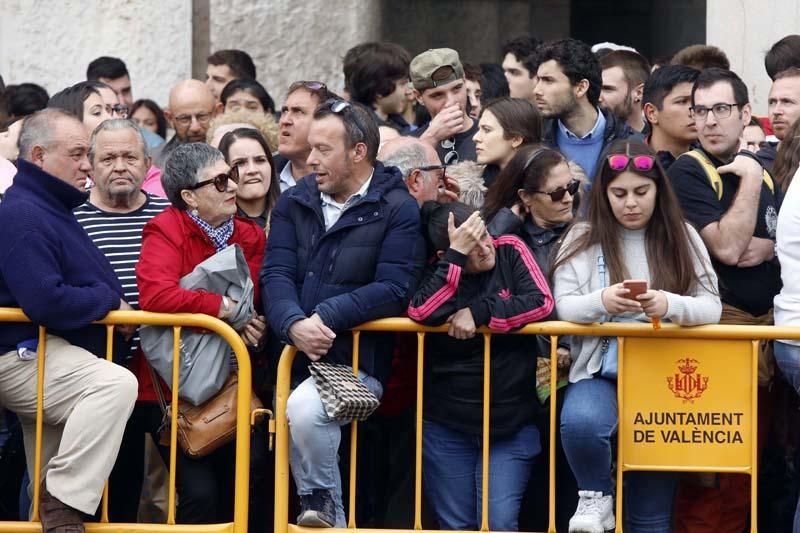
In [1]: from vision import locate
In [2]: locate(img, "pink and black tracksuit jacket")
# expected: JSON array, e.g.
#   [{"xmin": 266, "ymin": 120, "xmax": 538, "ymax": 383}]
[{"xmin": 407, "ymin": 235, "xmax": 555, "ymax": 437}]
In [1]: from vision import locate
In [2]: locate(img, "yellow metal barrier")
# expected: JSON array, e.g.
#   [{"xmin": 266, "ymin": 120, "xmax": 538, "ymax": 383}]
[
  {"xmin": 0, "ymin": 307, "xmax": 257, "ymax": 533},
  {"xmin": 274, "ymin": 318, "xmax": 800, "ymax": 533}
]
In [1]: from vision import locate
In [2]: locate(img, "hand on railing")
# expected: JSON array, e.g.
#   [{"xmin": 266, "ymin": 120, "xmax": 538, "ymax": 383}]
[
  {"xmin": 637, "ymin": 290, "xmax": 668, "ymax": 319},
  {"xmin": 116, "ymin": 300, "xmax": 137, "ymax": 340},
  {"xmin": 446, "ymin": 308, "xmax": 477, "ymax": 339},
  {"xmin": 288, "ymin": 314, "xmax": 336, "ymax": 360}
]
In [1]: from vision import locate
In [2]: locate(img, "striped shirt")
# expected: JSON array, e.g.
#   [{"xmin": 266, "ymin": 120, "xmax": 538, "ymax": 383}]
[{"xmin": 74, "ymin": 193, "xmax": 171, "ymax": 355}]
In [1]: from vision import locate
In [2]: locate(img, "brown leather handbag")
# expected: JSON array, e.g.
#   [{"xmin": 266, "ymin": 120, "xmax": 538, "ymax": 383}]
[{"xmin": 151, "ymin": 366, "xmax": 263, "ymax": 458}]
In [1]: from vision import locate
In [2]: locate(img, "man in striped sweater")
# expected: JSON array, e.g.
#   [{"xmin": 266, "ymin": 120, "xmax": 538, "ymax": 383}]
[{"xmin": 74, "ymin": 118, "xmax": 170, "ymax": 522}]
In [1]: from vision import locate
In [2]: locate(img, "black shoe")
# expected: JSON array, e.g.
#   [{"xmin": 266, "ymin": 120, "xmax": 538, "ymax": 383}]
[{"xmin": 297, "ymin": 489, "xmax": 335, "ymax": 528}]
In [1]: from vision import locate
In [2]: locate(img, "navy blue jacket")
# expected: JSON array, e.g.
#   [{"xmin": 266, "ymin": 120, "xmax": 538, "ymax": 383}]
[
  {"xmin": 261, "ymin": 162, "xmax": 423, "ymax": 385},
  {"xmin": 0, "ymin": 159, "xmax": 125, "ymax": 357}
]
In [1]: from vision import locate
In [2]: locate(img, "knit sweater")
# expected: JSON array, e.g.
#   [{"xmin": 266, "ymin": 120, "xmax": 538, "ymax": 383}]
[
  {"xmin": 0, "ymin": 159, "xmax": 125, "ymax": 356},
  {"xmin": 553, "ymin": 222, "xmax": 721, "ymax": 382}
]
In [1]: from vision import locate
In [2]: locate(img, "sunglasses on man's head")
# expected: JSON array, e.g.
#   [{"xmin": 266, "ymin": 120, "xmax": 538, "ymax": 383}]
[
  {"xmin": 323, "ymin": 99, "xmax": 367, "ymax": 140},
  {"xmin": 186, "ymin": 165, "xmax": 239, "ymax": 193},
  {"xmin": 533, "ymin": 179, "xmax": 580, "ymax": 202},
  {"xmin": 289, "ymin": 80, "xmax": 327, "ymax": 93},
  {"xmin": 607, "ymin": 154, "xmax": 656, "ymax": 172}
]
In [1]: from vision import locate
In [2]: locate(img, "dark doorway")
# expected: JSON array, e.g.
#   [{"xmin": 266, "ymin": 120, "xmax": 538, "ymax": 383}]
[
  {"xmin": 570, "ymin": 0, "xmax": 706, "ymax": 62},
  {"xmin": 378, "ymin": 0, "xmax": 706, "ymax": 65}
]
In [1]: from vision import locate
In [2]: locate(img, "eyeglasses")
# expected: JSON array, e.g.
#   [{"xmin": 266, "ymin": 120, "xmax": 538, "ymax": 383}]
[
  {"xmin": 110, "ymin": 104, "xmax": 129, "ymax": 118},
  {"xmin": 689, "ymin": 102, "xmax": 741, "ymax": 120},
  {"xmin": 414, "ymin": 164, "xmax": 447, "ymax": 184},
  {"xmin": 173, "ymin": 112, "xmax": 213, "ymax": 127},
  {"xmin": 607, "ymin": 154, "xmax": 656, "ymax": 172},
  {"xmin": 533, "ymin": 179, "xmax": 580, "ymax": 202},
  {"xmin": 441, "ymin": 138, "xmax": 459, "ymax": 165},
  {"xmin": 324, "ymin": 99, "xmax": 367, "ymax": 141},
  {"xmin": 186, "ymin": 165, "xmax": 239, "ymax": 193}
]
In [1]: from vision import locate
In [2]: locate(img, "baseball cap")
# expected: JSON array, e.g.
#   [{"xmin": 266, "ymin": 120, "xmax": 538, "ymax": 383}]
[{"xmin": 410, "ymin": 48, "xmax": 465, "ymax": 91}]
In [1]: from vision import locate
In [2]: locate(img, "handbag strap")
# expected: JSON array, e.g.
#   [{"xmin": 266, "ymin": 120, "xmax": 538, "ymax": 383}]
[{"xmin": 146, "ymin": 362, "xmax": 169, "ymax": 416}]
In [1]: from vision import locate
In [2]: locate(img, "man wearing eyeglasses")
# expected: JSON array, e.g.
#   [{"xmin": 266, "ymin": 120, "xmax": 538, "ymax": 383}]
[
  {"xmin": 410, "ymin": 48, "xmax": 478, "ymax": 166},
  {"xmin": 153, "ymin": 80, "xmax": 216, "ymax": 168},
  {"xmin": 262, "ymin": 99, "xmax": 423, "ymax": 528},
  {"xmin": 667, "ymin": 67, "xmax": 782, "ymax": 533},
  {"xmin": 378, "ymin": 136, "xmax": 459, "ymax": 206}
]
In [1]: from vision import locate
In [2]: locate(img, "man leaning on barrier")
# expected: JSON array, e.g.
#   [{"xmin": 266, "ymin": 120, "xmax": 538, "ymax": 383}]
[
  {"xmin": 0, "ymin": 108, "xmax": 138, "ymax": 533},
  {"xmin": 262, "ymin": 99, "xmax": 423, "ymax": 528}
]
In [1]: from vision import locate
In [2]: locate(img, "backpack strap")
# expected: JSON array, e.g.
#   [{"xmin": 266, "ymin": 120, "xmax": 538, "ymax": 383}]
[{"xmin": 681, "ymin": 149, "xmax": 775, "ymax": 201}]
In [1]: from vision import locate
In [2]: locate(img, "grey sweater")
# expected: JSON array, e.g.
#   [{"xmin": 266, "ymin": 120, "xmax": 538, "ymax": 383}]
[{"xmin": 553, "ymin": 222, "xmax": 722, "ymax": 382}]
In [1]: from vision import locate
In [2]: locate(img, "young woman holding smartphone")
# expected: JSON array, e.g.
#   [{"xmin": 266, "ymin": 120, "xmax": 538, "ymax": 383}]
[{"xmin": 551, "ymin": 140, "xmax": 721, "ymax": 533}]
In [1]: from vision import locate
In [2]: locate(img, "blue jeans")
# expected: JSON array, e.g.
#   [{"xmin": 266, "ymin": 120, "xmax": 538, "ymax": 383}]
[
  {"xmin": 774, "ymin": 341, "xmax": 800, "ymax": 531},
  {"xmin": 560, "ymin": 377, "xmax": 678, "ymax": 532},
  {"xmin": 422, "ymin": 419, "xmax": 540, "ymax": 531},
  {"xmin": 286, "ymin": 372, "xmax": 383, "ymax": 528}
]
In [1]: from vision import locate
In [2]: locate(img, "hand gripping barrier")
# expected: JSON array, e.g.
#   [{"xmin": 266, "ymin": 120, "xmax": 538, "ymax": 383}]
[
  {"xmin": 0, "ymin": 307, "xmax": 268, "ymax": 533},
  {"xmin": 274, "ymin": 318, "xmax": 800, "ymax": 533}
]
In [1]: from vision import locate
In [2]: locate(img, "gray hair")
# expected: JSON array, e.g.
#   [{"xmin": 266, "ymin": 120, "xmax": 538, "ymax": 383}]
[
  {"xmin": 88, "ymin": 118, "xmax": 150, "ymax": 163},
  {"xmin": 380, "ymin": 143, "xmax": 430, "ymax": 179},
  {"xmin": 162, "ymin": 143, "xmax": 224, "ymax": 209},
  {"xmin": 17, "ymin": 108, "xmax": 81, "ymax": 160}
]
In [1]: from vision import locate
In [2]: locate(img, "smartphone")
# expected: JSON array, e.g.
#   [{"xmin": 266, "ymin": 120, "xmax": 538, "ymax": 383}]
[{"xmin": 623, "ymin": 279, "xmax": 648, "ymax": 301}]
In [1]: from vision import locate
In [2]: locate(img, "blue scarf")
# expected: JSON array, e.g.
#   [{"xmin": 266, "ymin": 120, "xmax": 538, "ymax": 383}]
[{"xmin": 188, "ymin": 211, "xmax": 234, "ymax": 252}]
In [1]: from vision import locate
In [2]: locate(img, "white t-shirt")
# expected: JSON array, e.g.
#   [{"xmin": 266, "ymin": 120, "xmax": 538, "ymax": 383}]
[{"xmin": 774, "ymin": 167, "xmax": 800, "ymax": 344}]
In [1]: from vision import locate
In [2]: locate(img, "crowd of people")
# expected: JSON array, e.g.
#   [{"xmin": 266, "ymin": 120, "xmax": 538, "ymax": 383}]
[{"xmin": 1, "ymin": 31, "xmax": 800, "ymax": 533}]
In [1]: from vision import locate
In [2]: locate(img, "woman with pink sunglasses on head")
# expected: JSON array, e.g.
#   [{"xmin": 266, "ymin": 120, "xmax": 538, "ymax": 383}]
[{"xmin": 551, "ymin": 140, "xmax": 721, "ymax": 532}]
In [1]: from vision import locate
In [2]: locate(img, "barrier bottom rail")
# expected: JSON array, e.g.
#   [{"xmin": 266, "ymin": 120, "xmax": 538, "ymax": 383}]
[
  {"xmin": 0, "ymin": 308, "xmax": 271, "ymax": 533},
  {"xmin": 272, "ymin": 318, "xmax": 796, "ymax": 533}
]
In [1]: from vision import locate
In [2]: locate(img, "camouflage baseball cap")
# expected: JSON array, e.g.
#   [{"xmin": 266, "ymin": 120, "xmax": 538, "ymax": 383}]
[{"xmin": 409, "ymin": 48, "xmax": 465, "ymax": 91}]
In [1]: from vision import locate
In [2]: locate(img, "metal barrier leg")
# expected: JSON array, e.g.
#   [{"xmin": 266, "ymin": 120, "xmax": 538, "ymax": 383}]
[
  {"xmin": 414, "ymin": 332, "xmax": 425, "ymax": 531},
  {"xmin": 348, "ymin": 332, "xmax": 360, "ymax": 529},
  {"xmin": 274, "ymin": 346, "xmax": 295, "ymax": 533},
  {"xmin": 31, "ymin": 327, "xmax": 47, "ymax": 522},
  {"xmin": 548, "ymin": 336, "xmax": 559, "ymax": 533}
]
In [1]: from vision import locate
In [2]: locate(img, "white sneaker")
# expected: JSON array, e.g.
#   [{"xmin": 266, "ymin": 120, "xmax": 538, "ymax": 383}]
[{"xmin": 568, "ymin": 490, "xmax": 615, "ymax": 532}]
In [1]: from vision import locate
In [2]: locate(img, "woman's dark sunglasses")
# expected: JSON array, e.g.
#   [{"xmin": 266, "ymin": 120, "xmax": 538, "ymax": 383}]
[
  {"xmin": 607, "ymin": 154, "xmax": 656, "ymax": 172},
  {"xmin": 533, "ymin": 179, "xmax": 580, "ymax": 202},
  {"xmin": 186, "ymin": 165, "xmax": 240, "ymax": 193}
]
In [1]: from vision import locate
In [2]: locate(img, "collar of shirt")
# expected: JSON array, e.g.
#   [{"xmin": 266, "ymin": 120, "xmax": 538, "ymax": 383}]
[
  {"xmin": 279, "ymin": 161, "xmax": 297, "ymax": 192},
  {"xmin": 319, "ymin": 171, "xmax": 374, "ymax": 229},
  {"xmin": 558, "ymin": 107, "xmax": 606, "ymax": 141}
]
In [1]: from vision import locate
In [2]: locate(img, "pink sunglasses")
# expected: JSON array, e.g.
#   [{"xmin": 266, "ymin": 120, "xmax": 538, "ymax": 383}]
[{"xmin": 607, "ymin": 154, "xmax": 655, "ymax": 172}]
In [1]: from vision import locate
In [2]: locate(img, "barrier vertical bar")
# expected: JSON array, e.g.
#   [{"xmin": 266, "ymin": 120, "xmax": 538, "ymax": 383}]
[
  {"xmin": 750, "ymin": 339, "xmax": 759, "ymax": 532},
  {"xmin": 548, "ymin": 336, "xmax": 559, "ymax": 533},
  {"xmin": 31, "ymin": 326, "xmax": 47, "ymax": 522},
  {"xmin": 100, "ymin": 324, "xmax": 115, "ymax": 523},
  {"xmin": 615, "ymin": 336, "xmax": 626, "ymax": 533},
  {"xmin": 414, "ymin": 331, "xmax": 425, "ymax": 530},
  {"xmin": 348, "ymin": 331, "xmax": 361, "ymax": 528},
  {"xmin": 166, "ymin": 326, "xmax": 181, "ymax": 525},
  {"xmin": 274, "ymin": 346, "xmax": 294, "ymax": 533},
  {"xmin": 480, "ymin": 332, "xmax": 491, "ymax": 532}
]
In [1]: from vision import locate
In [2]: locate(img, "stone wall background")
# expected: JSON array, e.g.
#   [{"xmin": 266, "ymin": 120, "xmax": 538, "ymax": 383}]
[{"xmin": 0, "ymin": 0, "xmax": 193, "ymax": 107}]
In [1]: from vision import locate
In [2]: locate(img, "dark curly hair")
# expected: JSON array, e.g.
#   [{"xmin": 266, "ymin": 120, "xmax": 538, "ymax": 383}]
[{"xmin": 534, "ymin": 39, "xmax": 602, "ymax": 106}]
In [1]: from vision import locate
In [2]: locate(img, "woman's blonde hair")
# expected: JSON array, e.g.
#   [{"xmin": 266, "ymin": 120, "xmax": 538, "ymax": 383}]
[{"xmin": 206, "ymin": 109, "xmax": 279, "ymax": 153}]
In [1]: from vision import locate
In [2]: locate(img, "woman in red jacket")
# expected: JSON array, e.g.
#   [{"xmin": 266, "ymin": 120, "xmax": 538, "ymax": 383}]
[{"xmin": 136, "ymin": 142, "xmax": 267, "ymax": 526}]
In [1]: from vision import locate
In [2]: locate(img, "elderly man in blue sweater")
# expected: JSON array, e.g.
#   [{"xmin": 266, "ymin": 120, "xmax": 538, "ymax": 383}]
[{"xmin": 0, "ymin": 108, "xmax": 138, "ymax": 533}]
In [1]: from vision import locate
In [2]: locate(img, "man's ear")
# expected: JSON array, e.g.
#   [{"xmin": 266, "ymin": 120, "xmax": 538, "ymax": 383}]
[
  {"xmin": 632, "ymin": 82, "xmax": 644, "ymax": 105},
  {"xmin": 510, "ymin": 135, "xmax": 524, "ymax": 149},
  {"xmin": 414, "ymin": 89, "xmax": 425, "ymax": 107},
  {"xmin": 643, "ymin": 102, "xmax": 658, "ymax": 125},
  {"xmin": 214, "ymin": 102, "xmax": 224, "ymax": 116},
  {"xmin": 741, "ymin": 103, "xmax": 752, "ymax": 126},
  {"xmin": 574, "ymin": 79, "xmax": 590, "ymax": 100},
  {"xmin": 352, "ymin": 142, "xmax": 368, "ymax": 164},
  {"xmin": 29, "ymin": 145, "xmax": 46, "ymax": 168},
  {"xmin": 436, "ymin": 249, "xmax": 445, "ymax": 260},
  {"xmin": 405, "ymin": 169, "xmax": 422, "ymax": 192},
  {"xmin": 163, "ymin": 108, "xmax": 175, "ymax": 129}
]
